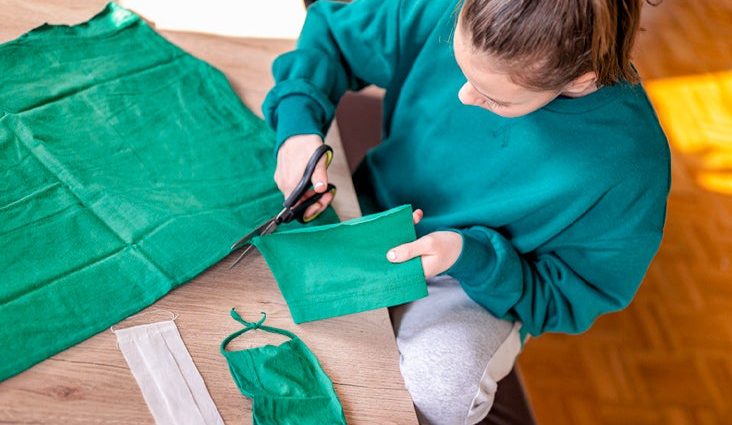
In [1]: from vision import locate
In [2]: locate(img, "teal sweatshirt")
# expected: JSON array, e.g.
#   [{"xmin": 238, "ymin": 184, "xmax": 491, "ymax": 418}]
[{"xmin": 262, "ymin": 0, "xmax": 670, "ymax": 336}]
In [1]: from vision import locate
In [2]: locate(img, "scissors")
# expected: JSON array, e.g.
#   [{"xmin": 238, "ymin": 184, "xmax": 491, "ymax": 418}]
[{"xmin": 229, "ymin": 144, "xmax": 336, "ymax": 269}]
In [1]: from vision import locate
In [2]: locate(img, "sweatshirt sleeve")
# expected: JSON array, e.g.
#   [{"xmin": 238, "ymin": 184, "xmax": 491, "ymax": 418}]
[
  {"xmin": 263, "ymin": 0, "xmax": 405, "ymax": 152},
  {"xmin": 444, "ymin": 179, "xmax": 668, "ymax": 336}
]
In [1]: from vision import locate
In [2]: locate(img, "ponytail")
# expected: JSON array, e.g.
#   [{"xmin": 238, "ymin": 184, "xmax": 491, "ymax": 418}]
[{"xmin": 591, "ymin": 0, "xmax": 643, "ymax": 85}]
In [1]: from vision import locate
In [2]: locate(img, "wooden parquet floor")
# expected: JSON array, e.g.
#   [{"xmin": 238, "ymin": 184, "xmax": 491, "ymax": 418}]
[{"xmin": 517, "ymin": 2, "xmax": 732, "ymax": 425}]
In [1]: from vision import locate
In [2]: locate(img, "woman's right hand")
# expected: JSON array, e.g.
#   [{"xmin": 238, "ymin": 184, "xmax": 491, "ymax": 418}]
[{"xmin": 274, "ymin": 134, "xmax": 334, "ymax": 221}]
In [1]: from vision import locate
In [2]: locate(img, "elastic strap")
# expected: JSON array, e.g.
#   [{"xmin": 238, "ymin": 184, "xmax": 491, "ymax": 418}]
[
  {"xmin": 220, "ymin": 308, "xmax": 298, "ymax": 355},
  {"xmin": 110, "ymin": 309, "xmax": 178, "ymax": 334},
  {"xmin": 230, "ymin": 309, "xmax": 267, "ymax": 330}
]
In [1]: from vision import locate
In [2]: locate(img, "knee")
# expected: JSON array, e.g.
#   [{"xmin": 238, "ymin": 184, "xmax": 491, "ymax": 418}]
[{"xmin": 399, "ymin": 351, "xmax": 496, "ymax": 425}]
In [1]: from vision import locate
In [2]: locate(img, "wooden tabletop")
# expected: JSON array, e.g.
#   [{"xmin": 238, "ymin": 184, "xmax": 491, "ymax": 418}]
[{"xmin": 0, "ymin": 2, "xmax": 419, "ymax": 424}]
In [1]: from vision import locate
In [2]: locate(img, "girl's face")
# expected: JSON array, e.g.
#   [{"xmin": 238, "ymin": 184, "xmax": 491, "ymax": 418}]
[{"xmin": 453, "ymin": 20, "xmax": 561, "ymax": 118}]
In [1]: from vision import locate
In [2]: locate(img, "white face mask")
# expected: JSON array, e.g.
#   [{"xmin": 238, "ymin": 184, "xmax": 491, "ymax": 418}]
[{"xmin": 113, "ymin": 319, "xmax": 224, "ymax": 425}]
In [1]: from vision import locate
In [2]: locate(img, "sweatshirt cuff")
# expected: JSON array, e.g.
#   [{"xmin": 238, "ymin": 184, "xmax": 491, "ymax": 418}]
[
  {"xmin": 270, "ymin": 95, "xmax": 325, "ymax": 154},
  {"xmin": 443, "ymin": 228, "xmax": 497, "ymax": 286}
]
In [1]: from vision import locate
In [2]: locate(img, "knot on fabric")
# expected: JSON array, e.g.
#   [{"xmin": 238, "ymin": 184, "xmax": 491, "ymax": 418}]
[{"xmin": 230, "ymin": 308, "xmax": 267, "ymax": 330}]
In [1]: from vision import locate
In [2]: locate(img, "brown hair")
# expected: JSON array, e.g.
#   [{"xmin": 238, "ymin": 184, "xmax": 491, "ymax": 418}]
[{"xmin": 459, "ymin": 0, "xmax": 657, "ymax": 91}]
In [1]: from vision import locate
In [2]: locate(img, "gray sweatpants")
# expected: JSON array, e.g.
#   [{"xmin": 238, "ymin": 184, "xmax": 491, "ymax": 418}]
[{"xmin": 389, "ymin": 275, "xmax": 524, "ymax": 425}]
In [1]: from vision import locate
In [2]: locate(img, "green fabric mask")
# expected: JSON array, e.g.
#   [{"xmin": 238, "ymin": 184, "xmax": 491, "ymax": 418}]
[
  {"xmin": 251, "ymin": 205, "xmax": 427, "ymax": 323},
  {"xmin": 0, "ymin": 2, "xmax": 337, "ymax": 381},
  {"xmin": 221, "ymin": 309, "xmax": 348, "ymax": 425}
]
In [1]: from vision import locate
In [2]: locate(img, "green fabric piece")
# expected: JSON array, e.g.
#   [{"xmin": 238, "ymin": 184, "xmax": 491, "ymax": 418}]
[
  {"xmin": 0, "ymin": 3, "xmax": 337, "ymax": 382},
  {"xmin": 252, "ymin": 205, "xmax": 427, "ymax": 323},
  {"xmin": 221, "ymin": 309, "xmax": 347, "ymax": 425},
  {"xmin": 263, "ymin": 0, "xmax": 670, "ymax": 336}
]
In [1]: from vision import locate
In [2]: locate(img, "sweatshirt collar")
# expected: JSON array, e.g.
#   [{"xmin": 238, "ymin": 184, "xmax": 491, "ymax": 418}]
[{"xmin": 542, "ymin": 81, "xmax": 636, "ymax": 114}]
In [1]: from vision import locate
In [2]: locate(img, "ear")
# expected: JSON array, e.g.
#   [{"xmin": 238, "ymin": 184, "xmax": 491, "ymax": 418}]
[{"xmin": 562, "ymin": 72, "xmax": 598, "ymax": 97}]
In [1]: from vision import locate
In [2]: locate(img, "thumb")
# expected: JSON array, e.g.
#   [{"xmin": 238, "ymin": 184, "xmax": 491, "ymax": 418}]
[
  {"xmin": 386, "ymin": 239, "xmax": 427, "ymax": 264},
  {"xmin": 311, "ymin": 157, "xmax": 329, "ymax": 193}
]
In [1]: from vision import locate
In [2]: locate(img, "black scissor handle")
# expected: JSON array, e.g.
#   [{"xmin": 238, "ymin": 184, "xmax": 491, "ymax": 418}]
[
  {"xmin": 284, "ymin": 183, "xmax": 337, "ymax": 224},
  {"xmin": 283, "ymin": 144, "xmax": 333, "ymax": 209}
]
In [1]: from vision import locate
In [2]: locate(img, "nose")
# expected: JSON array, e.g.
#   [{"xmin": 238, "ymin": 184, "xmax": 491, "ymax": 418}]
[{"xmin": 457, "ymin": 82, "xmax": 474, "ymax": 105}]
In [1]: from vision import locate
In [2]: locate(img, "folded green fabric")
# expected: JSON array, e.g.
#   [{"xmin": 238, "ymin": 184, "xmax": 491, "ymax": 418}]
[
  {"xmin": 0, "ymin": 3, "xmax": 336, "ymax": 381},
  {"xmin": 252, "ymin": 205, "xmax": 427, "ymax": 323}
]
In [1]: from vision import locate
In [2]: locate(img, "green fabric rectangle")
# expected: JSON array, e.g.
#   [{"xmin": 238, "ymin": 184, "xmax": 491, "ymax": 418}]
[
  {"xmin": 253, "ymin": 205, "xmax": 427, "ymax": 323},
  {"xmin": 0, "ymin": 3, "xmax": 338, "ymax": 381}
]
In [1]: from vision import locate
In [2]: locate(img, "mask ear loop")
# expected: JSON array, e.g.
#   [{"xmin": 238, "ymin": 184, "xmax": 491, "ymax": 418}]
[
  {"xmin": 110, "ymin": 309, "xmax": 178, "ymax": 334},
  {"xmin": 220, "ymin": 308, "xmax": 298, "ymax": 355}
]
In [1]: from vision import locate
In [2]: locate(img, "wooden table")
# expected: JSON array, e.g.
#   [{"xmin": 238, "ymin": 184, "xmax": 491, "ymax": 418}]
[{"xmin": 0, "ymin": 2, "xmax": 419, "ymax": 424}]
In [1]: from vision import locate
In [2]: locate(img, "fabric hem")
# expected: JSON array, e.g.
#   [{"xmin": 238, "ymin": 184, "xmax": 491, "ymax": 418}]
[{"xmin": 288, "ymin": 279, "xmax": 428, "ymax": 323}]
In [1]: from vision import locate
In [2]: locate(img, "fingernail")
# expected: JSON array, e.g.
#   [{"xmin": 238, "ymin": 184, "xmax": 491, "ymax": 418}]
[
  {"xmin": 387, "ymin": 250, "xmax": 397, "ymax": 261},
  {"xmin": 313, "ymin": 181, "xmax": 324, "ymax": 189}
]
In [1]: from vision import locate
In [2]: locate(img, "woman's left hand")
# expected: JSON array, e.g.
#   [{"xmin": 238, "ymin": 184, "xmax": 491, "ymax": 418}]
[{"xmin": 386, "ymin": 209, "xmax": 463, "ymax": 278}]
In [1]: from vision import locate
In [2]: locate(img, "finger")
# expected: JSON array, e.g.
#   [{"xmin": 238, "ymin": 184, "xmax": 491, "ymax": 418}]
[
  {"xmin": 303, "ymin": 192, "xmax": 335, "ymax": 219},
  {"xmin": 304, "ymin": 192, "xmax": 334, "ymax": 220},
  {"xmin": 291, "ymin": 188, "xmax": 324, "ymax": 210},
  {"xmin": 386, "ymin": 237, "xmax": 429, "ymax": 263},
  {"xmin": 295, "ymin": 188, "xmax": 318, "ymax": 205},
  {"xmin": 311, "ymin": 157, "xmax": 329, "ymax": 193},
  {"xmin": 412, "ymin": 209, "xmax": 423, "ymax": 225},
  {"xmin": 278, "ymin": 175, "xmax": 298, "ymax": 199},
  {"xmin": 420, "ymin": 256, "xmax": 438, "ymax": 279},
  {"xmin": 274, "ymin": 172, "xmax": 290, "ymax": 198},
  {"xmin": 281, "ymin": 184, "xmax": 294, "ymax": 200}
]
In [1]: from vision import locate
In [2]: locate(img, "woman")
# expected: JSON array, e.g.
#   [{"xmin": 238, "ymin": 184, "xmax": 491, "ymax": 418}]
[{"xmin": 264, "ymin": 0, "xmax": 669, "ymax": 423}]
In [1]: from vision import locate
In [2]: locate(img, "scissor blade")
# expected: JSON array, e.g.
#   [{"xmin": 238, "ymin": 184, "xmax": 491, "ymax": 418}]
[
  {"xmin": 229, "ymin": 243, "xmax": 256, "ymax": 270},
  {"xmin": 230, "ymin": 218, "xmax": 275, "ymax": 252},
  {"xmin": 228, "ymin": 219, "xmax": 278, "ymax": 270},
  {"xmin": 258, "ymin": 219, "xmax": 278, "ymax": 238}
]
